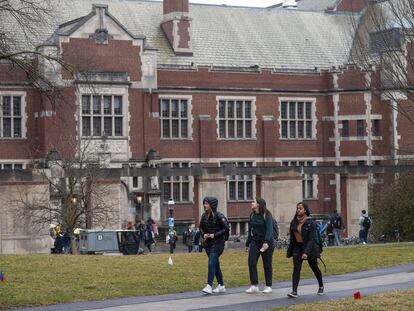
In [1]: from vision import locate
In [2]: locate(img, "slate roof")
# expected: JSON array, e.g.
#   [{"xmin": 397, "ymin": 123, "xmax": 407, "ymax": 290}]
[{"xmin": 2, "ymin": 0, "xmax": 358, "ymax": 71}]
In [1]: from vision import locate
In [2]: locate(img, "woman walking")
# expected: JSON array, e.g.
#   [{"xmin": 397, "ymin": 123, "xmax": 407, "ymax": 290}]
[
  {"xmin": 245, "ymin": 197, "xmax": 275, "ymax": 294},
  {"xmin": 287, "ymin": 202, "xmax": 324, "ymax": 298},
  {"xmin": 199, "ymin": 196, "xmax": 230, "ymax": 295}
]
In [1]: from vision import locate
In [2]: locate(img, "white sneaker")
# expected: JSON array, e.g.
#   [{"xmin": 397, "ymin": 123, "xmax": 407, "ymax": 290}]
[
  {"xmin": 262, "ymin": 286, "xmax": 272, "ymax": 294},
  {"xmin": 202, "ymin": 284, "xmax": 213, "ymax": 295},
  {"xmin": 213, "ymin": 284, "xmax": 226, "ymax": 293},
  {"xmin": 245, "ymin": 285, "xmax": 260, "ymax": 294}
]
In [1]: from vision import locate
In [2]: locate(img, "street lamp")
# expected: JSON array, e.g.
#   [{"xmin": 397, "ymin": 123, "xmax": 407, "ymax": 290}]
[
  {"xmin": 168, "ymin": 198, "xmax": 175, "ymax": 218},
  {"xmin": 136, "ymin": 194, "xmax": 143, "ymax": 220}
]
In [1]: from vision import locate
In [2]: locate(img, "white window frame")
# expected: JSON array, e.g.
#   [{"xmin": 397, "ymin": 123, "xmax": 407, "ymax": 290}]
[
  {"xmin": 279, "ymin": 97, "xmax": 316, "ymax": 140},
  {"xmin": 0, "ymin": 92, "xmax": 27, "ymax": 139},
  {"xmin": 221, "ymin": 161, "xmax": 254, "ymax": 202},
  {"xmin": 216, "ymin": 96, "xmax": 256, "ymax": 140},
  {"xmin": 159, "ymin": 95, "xmax": 192, "ymax": 140},
  {"xmin": 162, "ymin": 162, "xmax": 193, "ymax": 203},
  {"xmin": 281, "ymin": 160, "xmax": 317, "ymax": 199}
]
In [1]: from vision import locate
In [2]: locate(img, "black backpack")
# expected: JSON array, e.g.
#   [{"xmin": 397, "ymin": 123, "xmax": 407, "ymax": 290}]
[
  {"xmin": 315, "ymin": 227, "xmax": 323, "ymax": 254},
  {"xmin": 332, "ymin": 215, "xmax": 342, "ymax": 229},
  {"xmin": 362, "ymin": 216, "xmax": 371, "ymax": 229},
  {"xmin": 217, "ymin": 212, "xmax": 230, "ymax": 241},
  {"xmin": 267, "ymin": 214, "xmax": 279, "ymax": 241}
]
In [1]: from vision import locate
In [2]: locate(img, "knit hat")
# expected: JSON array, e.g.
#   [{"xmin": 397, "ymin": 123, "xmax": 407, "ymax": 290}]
[{"xmin": 203, "ymin": 196, "xmax": 218, "ymax": 212}]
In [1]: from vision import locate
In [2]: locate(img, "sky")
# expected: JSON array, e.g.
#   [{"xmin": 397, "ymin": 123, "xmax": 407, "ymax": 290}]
[{"xmin": 150, "ymin": 0, "xmax": 283, "ymax": 8}]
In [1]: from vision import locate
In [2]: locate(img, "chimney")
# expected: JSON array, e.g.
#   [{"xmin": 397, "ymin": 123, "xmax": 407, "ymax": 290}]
[{"xmin": 161, "ymin": 0, "xmax": 193, "ymax": 56}]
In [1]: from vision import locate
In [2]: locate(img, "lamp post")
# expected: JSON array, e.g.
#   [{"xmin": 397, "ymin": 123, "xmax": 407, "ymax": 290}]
[
  {"xmin": 167, "ymin": 198, "xmax": 175, "ymax": 232},
  {"xmin": 136, "ymin": 194, "xmax": 143, "ymax": 221},
  {"xmin": 168, "ymin": 198, "xmax": 175, "ymax": 218}
]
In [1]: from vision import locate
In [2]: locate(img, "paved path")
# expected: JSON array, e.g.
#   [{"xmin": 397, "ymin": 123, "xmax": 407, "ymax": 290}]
[{"xmin": 14, "ymin": 264, "xmax": 414, "ymax": 311}]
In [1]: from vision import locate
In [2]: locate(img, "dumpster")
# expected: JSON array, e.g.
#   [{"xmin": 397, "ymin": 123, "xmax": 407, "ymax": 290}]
[
  {"xmin": 116, "ymin": 230, "xmax": 140, "ymax": 255},
  {"xmin": 79, "ymin": 229, "xmax": 119, "ymax": 254}
]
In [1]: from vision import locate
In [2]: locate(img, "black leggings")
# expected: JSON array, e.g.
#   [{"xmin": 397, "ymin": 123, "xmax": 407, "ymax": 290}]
[
  {"xmin": 292, "ymin": 243, "xmax": 323, "ymax": 292},
  {"xmin": 248, "ymin": 240, "xmax": 274, "ymax": 286}
]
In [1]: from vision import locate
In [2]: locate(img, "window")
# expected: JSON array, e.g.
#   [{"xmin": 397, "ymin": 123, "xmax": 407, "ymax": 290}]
[
  {"xmin": 357, "ymin": 120, "xmax": 364, "ymax": 137},
  {"xmin": 342, "ymin": 161, "xmax": 350, "ymax": 166},
  {"xmin": 280, "ymin": 100, "xmax": 314, "ymax": 139},
  {"xmin": 132, "ymin": 176, "xmax": 138, "ymax": 189},
  {"xmin": 160, "ymin": 98, "xmax": 189, "ymax": 139},
  {"xmin": 1, "ymin": 95, "xmax": 22, "ymax": 138},
  {"xmin": 358, "ymin": 160, "xmax": 365, "ymax": 166},
  {"xmin": 369, "ymin": 29, "xmax": 401, "ymax": 54},
  {"xmin": 0, "ymin": 163, "xmax": 23, "ymax": 170},
  {"xmin": 372, "ymin": 119, "xmax": 381, "ymax": 136},
  {"xmin": 218, "ymin": 99, "xmax": 253, "ymax": 139},
  {"xmin": 221, "ymin": 162, "xmax": 253, "ymax": 201},
  {"xmin": 342, "ymin": 120, "xmax": 349, "ymax": 137},
  {"xmin": 163, "ymin": 162, "xmax": 191, "ymax": 202},
  {"xmin": 282, "ymin": 161, "xmax": 315, "ymax": 199},
  {"xmin": 81, "ymin": 95, "xmax": 123, "ymax": 137}
]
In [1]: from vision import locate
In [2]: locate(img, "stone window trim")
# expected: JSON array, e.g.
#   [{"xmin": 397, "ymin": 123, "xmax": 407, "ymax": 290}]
[
  {"xmin": 278, "ymin": 97, "xmax": 317, "ymax": 140},
  {"xmin": 220, "ymin": 161, "xmax": 255, "ymax": 202},
  {"xmin": 159, "ymin": 95, "xmax": 193, "ymax": 140},
  {"xmin": 0, "ymin": 162, "xmax": 24, "ymax": 170},
  {"xmin": 281, "ymin": 160, "xmax": 317, "ymax": 200},
  {"xmin": 162, "ymin": 161, "xmax": 193, "ymax": 203},
  {"xmin": 216, "ymin": 96, "xmax": 256, "ymax": 140},
  {"xmin": 77, "ymin": 86, "xmax": 128, "ymax": 139},
  {"xmin": 0, "ymin": 91, "xmax": 27, "ymax": 139}
]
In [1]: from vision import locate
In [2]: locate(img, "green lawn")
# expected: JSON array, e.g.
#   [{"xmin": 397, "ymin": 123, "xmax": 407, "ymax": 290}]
[
  {"xmin": 270, "ymin": 289, "xmax": 414, "ymax": 311},
  {"xmin": 0, "ymin": 244, "xmax": 413, "ymax": 309}
]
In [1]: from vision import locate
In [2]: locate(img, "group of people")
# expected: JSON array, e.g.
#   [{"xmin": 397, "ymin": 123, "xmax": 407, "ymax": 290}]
[
  {"xmin": 50, "ymin": 224, "xmax": 72, "ymax": 254},
  {"xmin": 124, "ymin": 218, "xmax": 159, "ymax": 254},
  {"xmin": 320, "ymin": 209, "xmax": 370, "ymax": 246},
  {"xmin": 183, "ymin": 226, "xmax": 202, "ymax": 253},
  {"xmin": 199, "ymin": 196, "xmax": 324, "ymax": 298}
]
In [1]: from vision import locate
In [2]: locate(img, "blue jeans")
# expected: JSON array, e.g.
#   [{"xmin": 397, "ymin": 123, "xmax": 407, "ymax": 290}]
[
  {"xmin": 333, "ymin": 228, "xmax": 341, "ymax": 246},
  {"xmin": 359, "ymin": 229, "xmax": 368, "ymax": 244},
  {"xmin": 207, "ymin": 251, "xmax": 223, "ymax": 286}
]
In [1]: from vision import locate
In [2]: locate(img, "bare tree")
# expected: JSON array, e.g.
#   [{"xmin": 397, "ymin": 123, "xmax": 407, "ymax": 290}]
[
  {"xmin": 13, "ymin": 136, "xmax": 119, "ymax": 254},
  {"xmin": 351, "ymin": 0, "xmax": 414, "ymax": 124},
  {"xmin": 0, "ymin": 0, "xmax": 74, "ymax": 100}
]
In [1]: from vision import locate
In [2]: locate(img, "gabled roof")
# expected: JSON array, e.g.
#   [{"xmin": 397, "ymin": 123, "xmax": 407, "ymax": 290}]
[{"xmin": 5, "ymin": 0, "xmax": 359, "ymax": 71}]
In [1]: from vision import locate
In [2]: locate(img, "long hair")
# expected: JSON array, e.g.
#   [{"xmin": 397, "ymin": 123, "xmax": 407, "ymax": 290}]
[
  {"xmin": 253, "ymin": 197, "xmax": 271, "ymax": 217},
  {"xmin": 290, "ymin": 202, "xmax": 311, "ymax": 231}
]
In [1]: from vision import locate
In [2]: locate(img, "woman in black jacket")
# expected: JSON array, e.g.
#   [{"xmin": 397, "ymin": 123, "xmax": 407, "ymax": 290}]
[
  {"xmin": 286, "ymin": 202, "xmax": 324, "ymax": 298},
  {"xmin": 245, "ymin": 197, "xmax": 274, "ymax": 294},
  {"xmin": 199, "ymin": 196, "xmax": 230, "ymax": 295}
]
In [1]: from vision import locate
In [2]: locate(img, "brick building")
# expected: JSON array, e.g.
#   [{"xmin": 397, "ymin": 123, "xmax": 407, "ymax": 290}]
[{"xmin": 0, "ymin": 0, "xmax": 411, "ymax": 253}]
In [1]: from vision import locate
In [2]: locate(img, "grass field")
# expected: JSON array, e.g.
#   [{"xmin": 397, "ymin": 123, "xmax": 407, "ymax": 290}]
[
  {"xmin": 271, "ymin": 289, "xmax": 414, "ymax": 311},
  {"xmin": 0, "ymin": 244, "xmax": 413, "ymax": 309}
]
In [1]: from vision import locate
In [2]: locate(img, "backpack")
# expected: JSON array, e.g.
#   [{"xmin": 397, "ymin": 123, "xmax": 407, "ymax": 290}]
[
  {"xmin": 315, "ymin": 227, "xmax": 323, "ymax": 254},
  {"xmin": 332, "ymin": 215, "xmax": 342, "ymax": 229},
  {"xmin": 362, "ymin": 216, "xmax": 371, "ymax": 229},
  {"xmin": 266, "ymin": 214, "xmax": 279, "ymax": 241},
  {"xmin": 217, "ymin": 212, "xmax": 230, "ymax": 241},
  {"xmin": 252, "ymin": 212, "xmax": 279, "ymax": 241}
]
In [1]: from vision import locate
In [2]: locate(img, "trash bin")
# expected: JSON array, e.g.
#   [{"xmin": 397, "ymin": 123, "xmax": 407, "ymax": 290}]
[
  {"xmin": 79, "ymin": 230, "xmax": 119, "ymax": 254},
  {"xmin": 116, "ymin": 230, "xmax": 139, "ymax": 255}
]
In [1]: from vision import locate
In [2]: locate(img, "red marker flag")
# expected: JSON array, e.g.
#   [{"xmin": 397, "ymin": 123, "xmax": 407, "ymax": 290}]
[{"xmin": 0, "ymin": 272, "xmax": 4, "ymax": 288}]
